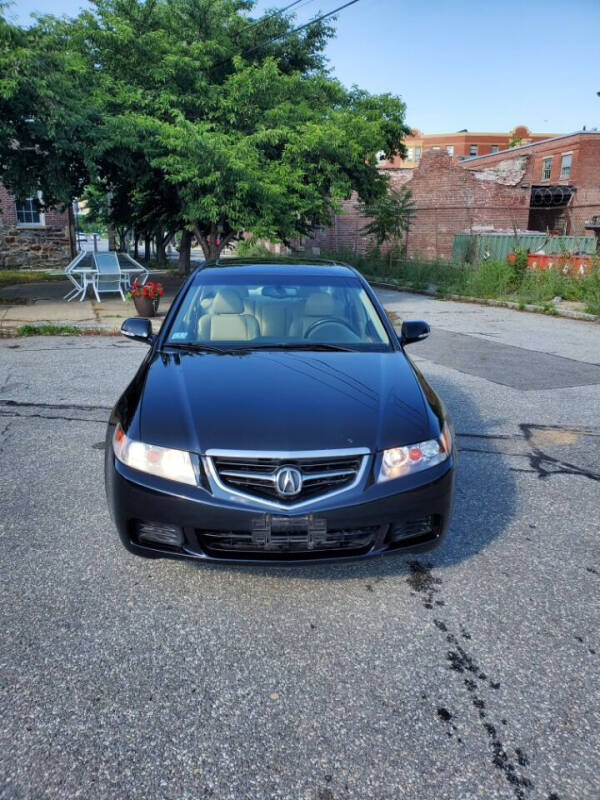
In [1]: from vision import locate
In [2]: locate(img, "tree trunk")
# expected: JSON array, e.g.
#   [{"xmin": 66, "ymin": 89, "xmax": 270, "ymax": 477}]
[
  {"xmin": 194, "ymin": 224, "xmax": 237, "ymax": 261},
  {"xmin": 144, "ymin": 235, "xmax": 151, "ymax": 263},
  {"xmin": 178, "ymin": 229, "xmax": 193, "ymax": 275},
  {"xmin": 155, "ymin": 230, "xmax": 174, "ymax": 265},
  {"xmin": 67, "ymin": 202, "xmax": 77, "ymax": 258},
  {"xmin": 133, "ymin": 233, "xmax": 139, "ymax": 260},
  {"xmin": 156, "ymin": 238, "xmax": 167, "ymax": 265}
]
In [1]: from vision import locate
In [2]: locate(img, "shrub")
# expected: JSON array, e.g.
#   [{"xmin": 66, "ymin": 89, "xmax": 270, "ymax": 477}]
[
  {"xmin": 512, "ymin": 247, "xmax": 528, "ymax": 287},
  {"xmin": 464, "ymin": 259, "xmax": 515, "ymax": 298},
  {"xmin": 235, "ymin": 237, "xmax": 274, "ymax": 258}
]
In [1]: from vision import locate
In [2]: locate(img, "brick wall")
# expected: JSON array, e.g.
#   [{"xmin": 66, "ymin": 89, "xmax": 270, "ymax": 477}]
[
  {"xmin": 0, "ymin": 183, "xmax": 73, "ymax": 269},
  {"xmin": 463, "ymin": 132, "xmax": 600, "ymax": 237},
  {"xmin": 300, "ymin": 151, "xmax": 530, "ymax": 260}
]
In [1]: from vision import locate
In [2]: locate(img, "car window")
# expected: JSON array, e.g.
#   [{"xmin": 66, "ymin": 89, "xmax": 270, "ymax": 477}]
[{"xmin": 165, "ymin": 272, "xmax": 392, "ymax": 351}]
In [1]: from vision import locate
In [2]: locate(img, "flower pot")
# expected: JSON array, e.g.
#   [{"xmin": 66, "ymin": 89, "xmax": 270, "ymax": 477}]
[{"xmin": 133, "ymin": 295, "xmax": 157, "ymax": 317}]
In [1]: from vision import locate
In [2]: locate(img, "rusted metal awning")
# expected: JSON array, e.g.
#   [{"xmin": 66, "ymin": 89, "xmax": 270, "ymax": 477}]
[{"xmin": 530, "ymin": 185, "xmax": 575, "ymax": 207}]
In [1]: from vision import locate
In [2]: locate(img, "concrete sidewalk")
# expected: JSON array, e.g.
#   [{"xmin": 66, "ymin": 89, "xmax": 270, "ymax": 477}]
[
  {"xmin": 0, "ymin": 272, "xmax": 183, "ymax": 334},
  {"xmin": 1, "ymin": 270, "xmax": 598, "ymax": 337}
]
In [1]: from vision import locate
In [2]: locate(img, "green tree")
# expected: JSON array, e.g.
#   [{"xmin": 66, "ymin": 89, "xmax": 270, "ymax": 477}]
[
  {"xmin": 357, "ymin": 185, "xmax": 415, "ymax": 249},
  {"xmin": 1, "ymin": 0, "xmax": 410, "ymax": 263},
  {"xmin": 0, "ymin": 8, "xmax": 98, "ymax": 207}
]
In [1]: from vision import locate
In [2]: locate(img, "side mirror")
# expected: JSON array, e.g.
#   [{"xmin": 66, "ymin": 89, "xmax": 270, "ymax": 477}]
[
  {"xmin": 400, "ymin": 320, "xmax": 430, "ymax": 345},
  {"xmin": 121, "ymin": 317, "xmax": 155, "ymax": 344}
]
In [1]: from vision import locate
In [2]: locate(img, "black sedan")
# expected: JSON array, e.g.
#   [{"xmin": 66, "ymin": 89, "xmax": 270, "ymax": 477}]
[{"xmin": 105, "ymin": 259, "xmax": 455, "ymax": 563}]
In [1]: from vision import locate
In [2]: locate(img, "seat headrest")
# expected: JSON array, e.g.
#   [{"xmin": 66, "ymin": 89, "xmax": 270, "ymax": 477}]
[
  {"xmin": 212, "ymin": 289, "xmax": 244, "ymax": 314},
  {"xmin": 304, "ymin": 292, "xmax": 337, "ymax": 317}
]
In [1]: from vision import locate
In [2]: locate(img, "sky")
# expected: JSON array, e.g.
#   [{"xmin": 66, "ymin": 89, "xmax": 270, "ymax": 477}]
[{"xmin": 8, "ymin": 0, "xmax": 600, "ymax": 134}]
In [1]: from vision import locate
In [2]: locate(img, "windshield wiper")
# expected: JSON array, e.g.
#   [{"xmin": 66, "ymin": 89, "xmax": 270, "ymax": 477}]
[
  {"xmin": 242, "ymin": 343, "xmax": 356, "ymax": 352},
  {"xmin": 162, "ymin": 342, "xmax": 245, "ymax": 355}
]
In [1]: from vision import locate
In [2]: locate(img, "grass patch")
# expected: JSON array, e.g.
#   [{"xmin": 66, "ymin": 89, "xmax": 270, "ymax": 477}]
[
  {"xmin": 326, "ymin": 248, "xmax": 600, "ymax": 316},
  {"xmin": 17, "ymin": 324, "xmax": 81, "ymax": 337},
  {"xmin": 0, "ymin": 270, "xmax": 67, "ymax": 290}
]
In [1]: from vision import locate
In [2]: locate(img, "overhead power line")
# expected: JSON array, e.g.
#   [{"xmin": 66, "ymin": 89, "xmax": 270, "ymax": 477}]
[
  {"xmin": 241, "ymin": 0, "xmax": 308, "ymax": 33},
  {"xmin": 241, "ymin": 0, "xmax": 361, "ymax": 58},
  {"xmin": 211, "ymin": 0, "xmax": 361, "ymax": 70}
]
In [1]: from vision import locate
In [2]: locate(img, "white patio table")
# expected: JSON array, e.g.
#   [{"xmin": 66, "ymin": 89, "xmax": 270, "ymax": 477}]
[{"xmin": 68, "ymin": 266, "xmax": 149, "ymax": 301}]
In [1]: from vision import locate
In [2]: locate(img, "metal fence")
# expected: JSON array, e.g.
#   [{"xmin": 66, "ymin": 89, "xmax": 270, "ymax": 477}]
[{"xmin": 301, "ymin": 202, "xmax": 600, "ymax": 262}]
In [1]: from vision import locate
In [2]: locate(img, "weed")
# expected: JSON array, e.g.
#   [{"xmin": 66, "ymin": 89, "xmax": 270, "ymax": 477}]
[
  {"xmin": 322, "ymin": 249, "xmax": 600, "ymax": 317},
  {"xmin": 0, "ymin": 270, "xmax": 66, "ymax": 289},
  {"xmin": 17, "ymin": 324, "xmax": 81, "ymax": 336}
]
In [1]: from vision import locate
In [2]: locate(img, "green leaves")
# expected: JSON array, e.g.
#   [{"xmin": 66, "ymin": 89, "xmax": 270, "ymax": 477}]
[
  {"xmin": 358, "ymin": 185, "xmax": 415, "ymax": 247},
  {"xmin": 0, "ymin": 0, "xmax": 409, "ymax": 256}
]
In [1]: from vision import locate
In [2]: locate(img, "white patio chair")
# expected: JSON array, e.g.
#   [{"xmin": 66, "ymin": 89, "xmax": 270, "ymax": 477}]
[
  {"xmin": 92, "ymin": 252, "xmax": 126, "ymax": 302},
  {"xmin": 121, "ymin": 253, "xmax": 149, "ymax": 289},
  {"xmin": 64, "ymin": 250, "xmax": 88, "ymax": 301}
]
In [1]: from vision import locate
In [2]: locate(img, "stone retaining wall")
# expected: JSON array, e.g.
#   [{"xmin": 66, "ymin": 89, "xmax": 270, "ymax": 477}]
[{"xmin": 0, "ymin": 223, "xmax": 72, "ymax": 270}]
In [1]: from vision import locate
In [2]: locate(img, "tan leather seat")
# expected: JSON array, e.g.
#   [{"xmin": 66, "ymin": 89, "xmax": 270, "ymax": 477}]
[
  {"xmin": 288, "ymin": 292, "xmax": 344, "ymax": 337},
  {"xmin": 198, "ymin": 289, "xmax": 259, "ymax": 341},
  {"xmin": 244, "ymin": 296, "xmax": 304, "ymax": 338}
]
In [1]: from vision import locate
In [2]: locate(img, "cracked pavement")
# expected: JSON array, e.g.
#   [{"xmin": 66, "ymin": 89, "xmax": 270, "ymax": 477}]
[{"xmin": 0, "ymin": 291, "xmax": 599, "ymax": 800}]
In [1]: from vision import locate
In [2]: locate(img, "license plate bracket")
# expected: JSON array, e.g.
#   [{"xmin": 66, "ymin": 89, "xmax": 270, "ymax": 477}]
[{"xmin": 251, "ymin": 514, "xmax": 328, "ymax": 549}]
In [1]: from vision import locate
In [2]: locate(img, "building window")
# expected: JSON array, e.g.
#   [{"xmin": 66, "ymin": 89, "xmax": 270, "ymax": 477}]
[
  {"xmin": 490, "ymin": 145, "xmax": 499, "ymax": 154},
  {"xmin": 469, "ymin": 144, "xmax": 478, "ymax": 156},
  {"xmin": 15, "ymin": 196, "xmax": 44, "ymax": 226},
  {"xmin": 542, "ymin": 157, "xmax": 552, "ymax": 180},
  {"xmin": 446, "ymin": 145, "xmax": 454, "ymax": 156},
  {"xmin": 407, "ymin": 146, "xmax": 414, "ymax": 161},
  {"xmin": 560, "ymin": 153, "xmax": 572, "ymax": 179},
  {"xmin": 415, "ymin": 147, "xmax": 421, "ymax": 162}
]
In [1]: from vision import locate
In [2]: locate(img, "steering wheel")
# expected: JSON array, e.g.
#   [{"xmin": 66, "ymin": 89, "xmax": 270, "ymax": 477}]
[{"xmin": 304, "ymin": 318, "xmax": 357, "ymax": 339}]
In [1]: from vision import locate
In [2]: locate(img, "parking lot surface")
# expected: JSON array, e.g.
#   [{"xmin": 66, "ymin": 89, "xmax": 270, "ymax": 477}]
[{"xmin": 1, "ymin": 291, "xmax": 599, "ymax": 800}]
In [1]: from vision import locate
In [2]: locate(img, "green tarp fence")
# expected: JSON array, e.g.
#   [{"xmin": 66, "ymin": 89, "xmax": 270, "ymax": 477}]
[{"xmin": 452, "ymin": 233, "xmax": 596, "ymax": 264}]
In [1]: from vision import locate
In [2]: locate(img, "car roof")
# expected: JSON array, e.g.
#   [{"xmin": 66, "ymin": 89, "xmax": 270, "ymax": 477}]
[{"xmin": 196, "ymin": 257, "xmax": 358, "ymax": 279}]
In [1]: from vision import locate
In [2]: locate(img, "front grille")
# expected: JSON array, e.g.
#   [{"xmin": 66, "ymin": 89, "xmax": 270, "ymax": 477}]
[
  {"xmin": 208, "ymin": 451, "xmax": 366, "ymax": 505},
  {"xmin": 198, "ymin": 525, "xmax": 381, "ymax": 558}
]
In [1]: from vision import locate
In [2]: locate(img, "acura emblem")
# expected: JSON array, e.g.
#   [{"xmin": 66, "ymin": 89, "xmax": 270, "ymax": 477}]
[{"xmin": 275, "ymin": 465, "xmax": 303, "ymax": 497}]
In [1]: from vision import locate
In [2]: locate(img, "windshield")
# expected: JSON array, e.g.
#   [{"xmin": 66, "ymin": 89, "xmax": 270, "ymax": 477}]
[{"xmin": 165, "ymin": 272, "xmax": 392, "ymax": 352}]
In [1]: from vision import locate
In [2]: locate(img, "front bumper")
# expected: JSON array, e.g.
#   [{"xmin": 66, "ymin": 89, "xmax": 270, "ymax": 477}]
[{"xmin": 106, "ymin": 448, "xmax": 455, "ymax": 564}]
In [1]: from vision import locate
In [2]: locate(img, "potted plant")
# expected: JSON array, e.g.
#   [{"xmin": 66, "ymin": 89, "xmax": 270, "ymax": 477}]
[{"xmin": 128, "ymin": 280, "xmax": 164, "ymax": 317}]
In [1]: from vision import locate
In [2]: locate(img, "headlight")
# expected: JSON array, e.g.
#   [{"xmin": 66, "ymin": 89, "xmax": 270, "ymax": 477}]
[
  {"xmin": 113, "ymin": 424, "xmax": 196, "ymax": 486},
  {"xmin": 378, "ymin": 424, "xmax": 452, "ymax": 482}
]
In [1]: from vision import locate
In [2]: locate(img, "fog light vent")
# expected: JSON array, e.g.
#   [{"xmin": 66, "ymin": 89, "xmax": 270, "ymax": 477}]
[
  {"xmin": 390, "ymin": 516, "xmax": 435, "ymax": 543},
  {"xmin": 136, "ymin": 521, "xmax": 183, "ymax": 547}
]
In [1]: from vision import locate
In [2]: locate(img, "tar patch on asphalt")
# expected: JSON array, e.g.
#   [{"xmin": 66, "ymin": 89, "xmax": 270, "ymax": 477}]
[
  {"xmin": 413, "ymin": 328, "xmax": 600, "ymax": 390},
  {"xmin": 407, "ymin": 560, "xmax": 563, "ymax": 800}
]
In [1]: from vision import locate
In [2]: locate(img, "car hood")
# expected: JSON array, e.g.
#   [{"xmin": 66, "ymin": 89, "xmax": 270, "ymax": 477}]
[{"xmin": 137, "ymin": 350, "xmax": 434, "ymax": 453}]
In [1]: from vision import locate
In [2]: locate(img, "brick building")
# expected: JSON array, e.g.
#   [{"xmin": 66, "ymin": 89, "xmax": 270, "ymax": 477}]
[
  {"xmin": 0, "ymin": 183, "xmax": 75, "ymax": 270},
  {"xmin": 379, "ymin": 125, "xmax": 558, "ymax": 169},
  {"xmin": 461, "ymin": 131, "xmax": 600, "ymax": 236},
  {"xmin": 301, "ymin": 150, "xmax": 530, "ymax": 260},
  {"xmin": 301, "ymin": 130, "xmax": 599, "ymax": 261}
]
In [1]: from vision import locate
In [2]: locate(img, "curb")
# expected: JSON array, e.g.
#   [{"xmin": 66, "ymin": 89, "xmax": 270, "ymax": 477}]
[
  {"xmin": 0, "ymin": 324, "xmax": 122, "ymax": 338},
  {"xmin": 368, "ymin": 280, "xmax": 599, "ymax": 323},
  {"xmin": 0, "ymin": 319, "xmax": 165, "ymax": 337}
]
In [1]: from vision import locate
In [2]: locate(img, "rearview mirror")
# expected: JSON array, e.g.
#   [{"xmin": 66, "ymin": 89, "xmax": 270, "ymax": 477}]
[
  {"xmin": 121, "ymin": 317, "xmax": 155, "ymax": 344},
  {"xmin": 400, "ymin": 320, "xmax": 430, "ymax": 345}
]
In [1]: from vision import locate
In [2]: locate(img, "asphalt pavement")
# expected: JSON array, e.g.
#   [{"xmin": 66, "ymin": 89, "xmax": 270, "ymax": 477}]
[{"xmin": 0, "ymin": 291, "xmax": 599, "ymax": 800}]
